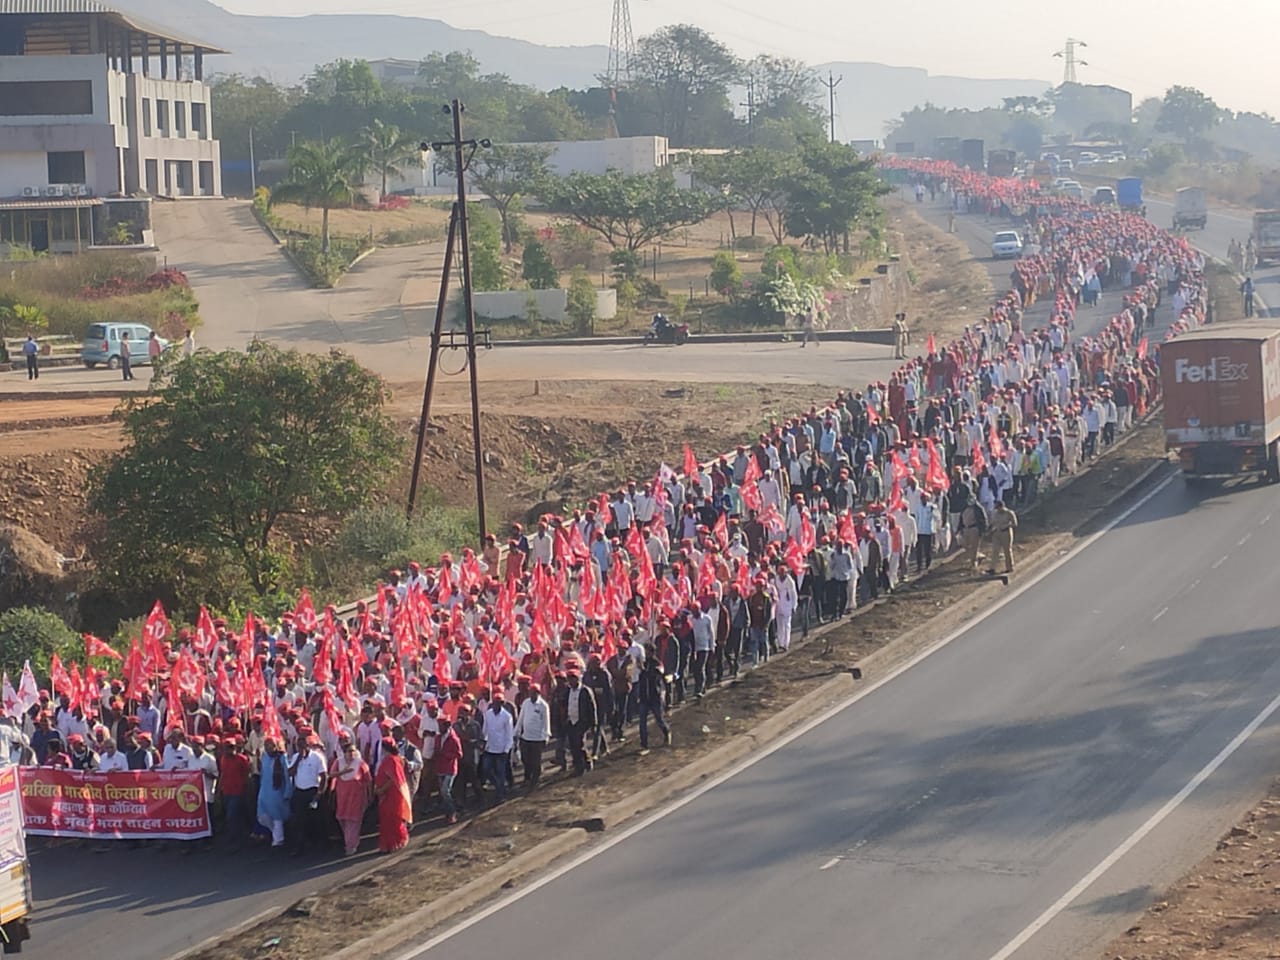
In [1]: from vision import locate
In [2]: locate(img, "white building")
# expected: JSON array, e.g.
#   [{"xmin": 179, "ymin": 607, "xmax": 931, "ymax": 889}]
[
  {"xmin": 0, "ymin": 0, "xmax": 225, "ymax": 252},
  {"xmin": 393, "ymin": 135, "xmax": 675, "ymax": 196}
]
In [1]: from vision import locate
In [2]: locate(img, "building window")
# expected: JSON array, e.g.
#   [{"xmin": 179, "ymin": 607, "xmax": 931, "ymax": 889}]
[
  {"xmin": 191, "ymin": 102, "xmax": 206, "ymax": 138},
  {"xmin": 175, "ymin": 101, "xmax": 186, "ymax": 137},
  {"xmin": 0, "ymin": 80, "xmax": 93, "ymax": 116},
  {"xmin": 119, "ymin": 96, "xmax": 127, "ymax": 124},
  {"xmin": 47, "ymin": 151, "xmax": 86, "ymax": 185},
  {"xmin": 156, "ymin": 99, "xmax": 168, "ymax": 134},
  {"xmin": 142, "ymin": 98, "xmax": 152, "ymax": 136}
]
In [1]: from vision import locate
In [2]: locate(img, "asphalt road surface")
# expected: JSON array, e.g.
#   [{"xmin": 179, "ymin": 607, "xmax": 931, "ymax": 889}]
[{"xmin": 403, "ymin": 472, "xmax": 1280, "ymax": 960}]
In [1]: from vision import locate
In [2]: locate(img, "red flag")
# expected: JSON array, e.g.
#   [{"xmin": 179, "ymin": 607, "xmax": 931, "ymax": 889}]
[
  {"xmin": 433, "ymin": 642, "xmax": 453, "ymax": 684},
  {"xmin": 50, "ymin": 653, "xmax": 72, "ymax": 700},
  {"xmin": 865, "ymin": 402, "xmax": 880, "ymax": 425},
  {"xmin": 214, "ymin": 661, "xmax": 238, "ymax": 712},
  {"xmin": 193, "ymin": 606, "xmax": 218, "ymax": 657},
  {"xmin": 838, "ymin": 511, "xmax": 857, "ymax": 544},
  {"xmin": 734, "ymin": 556, "xmax": 750, "ymax": 594},
  {"xmin": 322, "ymin": 688, "xmax": 345, "ymax": 740},
  {"xmin": 683, "ymin": 444, "xmax": 700, "ymax": 480},
  {"xmin": 389, "ymin": 660, "xmax": 406, "ymax": 708},
  {"xmin": 625, "ymin": 524, "xmax": 645, "ymax": 561},
  {"xmin": 67, "ymin": 662, "xmax": 84, "ymax": 712},
  {"xmin": 143, "ymin": 600, "xmax": 171, "ymax": 675},
  {"xmin": 908, "ymin": 443, "xmax": 922, "ymax": 473},
  {"xmin": 742, "ymin": 454, "xmax": 762, "ymax": 487},
  {"xmin": 173, "ymin": 649, "xmax": 204, "ymax": 701},
  {"xmin": 1136, "ymin": 336, "xmax": 1148, "ymax": 359},
  {"xmin": 988, "ymin": 424, "xmax": 1006, "ymax": 461},
  {"xmin": 971, "ymin": 441, "xmax": 987, "ymax": 476},
  {"xmin": 758, "ymin": 502, "xmax": 785, "ymax": 535},
  {"xmin": 122, "ymin": 638, "xmax": 146, "ymax": 700},
  {"xmin": 313, "ymin": 630, "xmax": 332, "ymax": 687},
  {"xmin": 926, "ymin": 333, "xmax": 936, "ymax": 356},
  {"xmin": 294, "ymin": 589, "xmax": 319, "ymax": 633},
  {"xmin": 741, "ymin": 479, "xmax": 763, "ymax": 512},
  {"xmin": 567, "ymin": 522, "xmax": 591, "ymax": 562},
  {"xmin": 783, "ymin": 538, "xmax": 807, "ymax": 576},
  {"xmin": 711, "ymin": 511, "xmax": 728, "ymax": 549},
  {"xmin": 799, "ymin": 511, "xmax": 816, "ymax": 554},
  {"xmin": 84, "ymin": 633, "xmax": 122, "ymax": 661},
  {"xmin": 634, "ymin": 538, "xmax": 657, "ymax": 598},
  {"xmin": 437, "ymin": 562, "xmax": 453, "ymax": 600},
  {"xmin": 925, "ymin": 438, "xmax": 950, "ymax": 491},
  {"xmin": 335, "ymin": 647, "xmax": 357, "ymax": 711}
]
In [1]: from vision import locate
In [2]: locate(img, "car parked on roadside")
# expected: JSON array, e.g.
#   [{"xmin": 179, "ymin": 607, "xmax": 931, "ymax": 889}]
[
  {"xmin": 81, "ymin": 323, "xmax": 168, "ymax": 369},
  {"xmin": 991, "ymin": 230, "xmax": 1024, "ymax": 259}
]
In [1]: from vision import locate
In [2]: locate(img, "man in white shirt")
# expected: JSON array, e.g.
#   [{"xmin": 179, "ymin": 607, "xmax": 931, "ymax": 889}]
[
  {"xmin": 159, "ymin": 728, "xmax": 196, "ymax": 770},
  {"xmin": 481, "ymin": 694, "xmax": 515, "ymax": 803},
  {"xmin": 287, "ymin": 737, "xmax": 327, "ymax": 855},
  {"xmin": 97, "ymin": 737, "xmax": 129, "ymax": 773},
  {"xmin": 513, "ymin": 686, "xmax": 550, "ymax": 788}
]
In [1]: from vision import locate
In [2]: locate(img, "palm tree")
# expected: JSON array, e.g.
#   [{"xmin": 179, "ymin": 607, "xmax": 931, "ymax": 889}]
[
  {"xmin": 269, "ymin": 138, "xmax": 362, "ymax": 253},
  {"xmin": 360, "ymin": 119, "xmax": 420, "ymax": 198}
]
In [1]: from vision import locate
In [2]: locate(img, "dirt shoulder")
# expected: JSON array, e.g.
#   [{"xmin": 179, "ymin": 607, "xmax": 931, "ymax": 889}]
[{"xmin": 182, "ymin": 418, "xmax": 1171, "ymax": 960}]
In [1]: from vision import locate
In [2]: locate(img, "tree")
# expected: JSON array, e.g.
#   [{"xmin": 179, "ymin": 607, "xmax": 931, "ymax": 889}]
[
  {"xmin": 632, "ymin": 24, "xmax": 740, "ymax": 145},
  {"xmin": 466, "ymin": 206, "xmax": 507, "ymax": 291},
  {"xmin": 270, "ymin": 138, "xmax": 363, "ymax": 252},
  {"xmin": 0, "ymin": 606, "xmax": 79, "ymax": 676},
  {"xmin": 90, "ymin": 343, "xmax": 399, "ymax": 601},
  {"xmin": 359, "ymin": 119, "xmax": 419, "ymax": 197},
  {"xmin": 1002, "ymin": 96, "xmax": 1050, "ymax": 115},
  {"xmin": 784, "ymin": 140, "xmax": 889, "ymax": 253},
  {"xmin": 709, "ymin": 251, "xmax": 742, "ymax": 299},
  {"xmin": 1157, "ymin": 85, "xmax": 1224, "ymax": 146},
  {"xmin": 208, "ymin": 73, "xmax": 300, "ymax": 165},
  {"xmin": 464, "ymin": 144, "xmax": 552, "ymax": 253},
  {"xmin": 742, "ymin": 55, "xmax": 824, "ymax": 147},
  {"xmin": 521, "ymin": 238, "xmax": 560, "ymax": 289},
  {"xmin": 694, "ymin": 149, "xmax": 795, "ymax": 238},
  {"xmin": 537, "ymin": 169, "xmax": 718, "ymax": 251},
  {"xmin": 565, "ymin": 267, "xmax": 597, "ymax": 335},
  {"xmin": 304, "ymin": 58, "xmax": 382, "ymax": 109}
]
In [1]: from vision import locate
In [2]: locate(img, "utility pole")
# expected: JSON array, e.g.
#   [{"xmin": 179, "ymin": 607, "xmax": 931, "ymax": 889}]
[
  {"xmin": 248, "ymin": 125, "xmax": 256, "ymax": 193},
  {"xmin": 408, "ymin": 102, "xmax": 492, "ymax": 546},
  {"xmin": 406, "ymin": 202, "xmax": 458, "ymax": 518},
  {"xmin": 822, "ymin": 71, "xmax": 842, "ymax": 144},
  {"xmin": 739, "ymin": 77, "xmax": 755, "ymax": 147}
]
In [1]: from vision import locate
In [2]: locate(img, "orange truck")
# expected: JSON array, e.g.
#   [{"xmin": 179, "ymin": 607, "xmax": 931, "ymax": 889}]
[{"xmin": 1161, "ymin": 320, "xmax": 1280, "ymax": 483}]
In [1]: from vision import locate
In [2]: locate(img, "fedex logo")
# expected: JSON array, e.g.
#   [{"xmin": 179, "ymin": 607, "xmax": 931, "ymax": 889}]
[{"xmin": 1174, "ymin": 356, "xmax": 1249, "ymax": 384}]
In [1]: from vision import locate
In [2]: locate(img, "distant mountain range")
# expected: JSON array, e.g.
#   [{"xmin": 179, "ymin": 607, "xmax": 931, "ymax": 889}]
[{"xmin": 111, "ymin": 0, "xmax": 1052, "ymax": 140}]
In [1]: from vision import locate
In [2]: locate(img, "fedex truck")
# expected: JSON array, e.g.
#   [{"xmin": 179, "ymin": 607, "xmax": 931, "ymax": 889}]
[{"xmin": 1161, "ymin": 320, "xmax": 1280, "ymax": 483}]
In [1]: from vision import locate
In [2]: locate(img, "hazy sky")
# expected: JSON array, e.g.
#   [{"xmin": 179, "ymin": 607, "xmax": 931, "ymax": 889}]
[{"xmin": 215, "ymin": 0, "xmax": 1276, "ymax": 116}]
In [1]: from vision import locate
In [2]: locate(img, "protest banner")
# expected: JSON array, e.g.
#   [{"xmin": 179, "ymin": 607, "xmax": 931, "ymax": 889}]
[{"xmin": 19, "ymin": 768, "xmax": 210, "ymax": 840}]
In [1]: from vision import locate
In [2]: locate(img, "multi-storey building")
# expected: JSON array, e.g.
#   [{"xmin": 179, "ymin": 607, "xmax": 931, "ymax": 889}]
[{"xmin": 0, "ymin": 0, "xmax": 225, "ymax": 252}]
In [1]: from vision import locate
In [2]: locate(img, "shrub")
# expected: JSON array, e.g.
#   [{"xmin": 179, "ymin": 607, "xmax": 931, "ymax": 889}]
[
  {"xmin": 287, "ymin": 235, "xmax": 366, "ymax": 288},
  {"xmin": 0, "ymin": 606, "xmax": 81, "ymax": 676},
  {"xmin": 565, "ymin": 266, "xmax": 597, "ymax": 336},
  {"xmin": 610, "ymin": 248, "xmax": 641, "ymax": 282},
  {"xmin": 467, "ymin": 208, "xmax": 506, "ymax": 292},
  {"xmin": 521, "ymin": 238, "xmax": 560, "ymax": 290},
  {"xmin": 710, "ymin": 250, "xmax": 743, "ymax": 298}
]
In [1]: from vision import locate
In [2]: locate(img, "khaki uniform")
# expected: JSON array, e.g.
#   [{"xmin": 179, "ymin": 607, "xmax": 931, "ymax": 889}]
[
  {"xmin": 989, "ymin": 505, "xmax": 1018, "ymax": 573},
  {"xmin": 959, "ymin": 504, "xmax": 983, "ymax": 571}
]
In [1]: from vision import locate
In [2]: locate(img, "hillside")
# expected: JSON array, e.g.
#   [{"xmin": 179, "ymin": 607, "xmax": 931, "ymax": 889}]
[{"xmin": 111, "ymin": 0, "xmax": 1050, "ymax": 140}]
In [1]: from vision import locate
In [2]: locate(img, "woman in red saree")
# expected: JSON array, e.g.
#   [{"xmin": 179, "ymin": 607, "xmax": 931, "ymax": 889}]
[
  {"xmin": 373, "ymin": 737, "xmax": 412, "ymax": 853},
  {"xmin": 330, "ymin": 742, "xmax": 371, "ymax": 856}
]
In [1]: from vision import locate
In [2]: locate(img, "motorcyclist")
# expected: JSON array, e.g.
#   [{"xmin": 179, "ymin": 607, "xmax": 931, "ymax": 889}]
[{"xmin": 650, "ymin": 313, "xmax": 670, "ymax": 337}]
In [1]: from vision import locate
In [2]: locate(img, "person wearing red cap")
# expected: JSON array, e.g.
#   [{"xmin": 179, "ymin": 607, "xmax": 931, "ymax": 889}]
[
  {"xmin": 286, "ymin": 736, "xmax": 326, "ymax": 856},
  {"xmin": 373, "ymin": 738, "xmax": 412, "ymax": 852},
  {"xmin": 330, "ymin": 741, "xmax": 371, "ymax": 855}
]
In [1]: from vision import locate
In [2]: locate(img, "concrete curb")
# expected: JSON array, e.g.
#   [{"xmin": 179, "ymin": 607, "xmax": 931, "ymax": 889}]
[
  {"xmin": 491, "ymin": 329, "xmax": 895, "ymax": 348},
  {"xmin": 334, "ymin": 827, "xmax": 590, "ymax": 960}
]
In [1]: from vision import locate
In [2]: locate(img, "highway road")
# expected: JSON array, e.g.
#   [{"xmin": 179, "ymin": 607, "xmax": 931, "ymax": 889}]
[
  {"xmin": 404, "ymin": 472, "xmax": 1280, "ymax": 960},
  {"xmin": 12, "ymin": 194, "xmax": 1231, "ymax": 960}
]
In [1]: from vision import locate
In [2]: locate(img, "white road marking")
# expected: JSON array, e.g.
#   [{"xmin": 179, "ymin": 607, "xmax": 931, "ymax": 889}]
[
  {"xmin": 392, "ymin": 471, "xmax": 1177, "ymax": 960},
  {"xmin": 1261, "ymin": 513, "xmax": 1272, "ymax": 526},
  {"xmin": 985, "ymin": 685, "xmax": 1280, "ymax": 960},
  {"xmin": 1188, "ymin": 579, "xmax": 1201, "ymax": 591},
  {"xmin": 1238, "ymin": 533, "xmax": 1252, "ymax": 546},
  {"xmin": 1212, "ymin": 555, "xmax": 1229, "ymax": 569},
  {"xmin": 819, "ymin": 857, "xmax": 841, "ymax": 871},
  {"xmin": 1152, "ymin": 607, "xmax": 1168, "ymax": 622}
]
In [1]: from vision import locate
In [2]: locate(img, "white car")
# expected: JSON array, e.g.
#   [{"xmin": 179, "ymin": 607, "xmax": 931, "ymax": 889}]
[{"xmin": 991, "ymin": 230, "xmax": 1024, "ymax": 259}]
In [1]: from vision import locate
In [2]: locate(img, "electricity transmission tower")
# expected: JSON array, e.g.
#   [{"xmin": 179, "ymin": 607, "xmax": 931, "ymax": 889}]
[
  {"xmin": 607, "ymin": 0, "xmax": 635, "ymax": 89},
  {"xmin": 1053, "ymin": 38, "xmax": 1088, "ymax": 84},
  {"xmin": 605, "ymin": 0, "xmax": 635, "ymax": 138}
]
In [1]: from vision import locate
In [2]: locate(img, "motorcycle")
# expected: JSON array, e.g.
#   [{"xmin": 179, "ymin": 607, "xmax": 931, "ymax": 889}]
[{"xmin": 644, "ymin": 322, "xmax": 689, "ymax": 346}]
